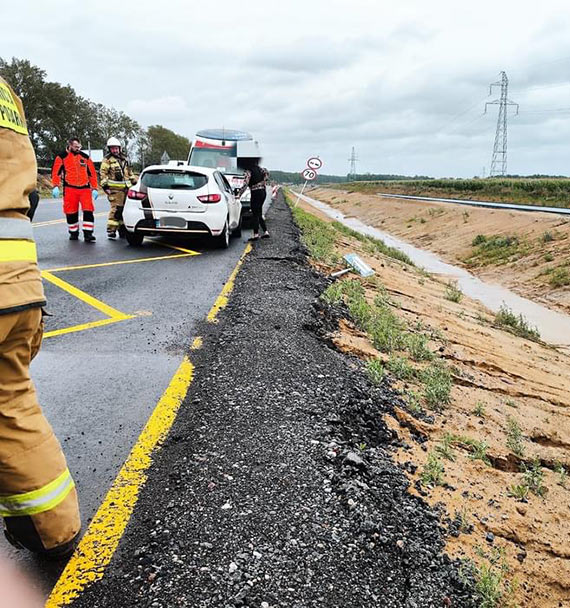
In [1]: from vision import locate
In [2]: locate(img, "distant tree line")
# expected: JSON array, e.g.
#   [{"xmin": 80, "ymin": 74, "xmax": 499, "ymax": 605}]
[
  {"xmin": 0, "ymin": 57, "xmax": 190, "ymax": 169},
  {"xmin": 269, "ymin": 170, "xmax": 432, "ymax": 184}
]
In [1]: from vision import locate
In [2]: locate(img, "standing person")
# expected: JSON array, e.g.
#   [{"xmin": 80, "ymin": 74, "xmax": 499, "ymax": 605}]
[
  {"xmin": 51, "ymin": 137, "xmax": 98, "ymax": 242},
  {"xmin": 237, "ymin": 157, "xmax": 270, "ymax": 241},
  {"xmin": 100, "ymin": 137, "xmax": 137, "ymax": 239},
  {"xmin": 0, "ymin": 76, "xmax": 81, "ymax": 558}
]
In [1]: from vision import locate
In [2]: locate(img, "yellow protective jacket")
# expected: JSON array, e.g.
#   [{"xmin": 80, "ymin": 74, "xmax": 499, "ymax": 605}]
[
  {"xmin": 0, "ymin": 77, "xmax": 45, "ymax": 315},
  {"xmin": 100, "ymin": 153, "xmax": 137, "ymax": 191}
]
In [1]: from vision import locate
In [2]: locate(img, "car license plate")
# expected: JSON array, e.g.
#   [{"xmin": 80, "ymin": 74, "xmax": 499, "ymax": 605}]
[{"xmin": 159, "ymin": 217, "xmax": 186, "ymax": 228}]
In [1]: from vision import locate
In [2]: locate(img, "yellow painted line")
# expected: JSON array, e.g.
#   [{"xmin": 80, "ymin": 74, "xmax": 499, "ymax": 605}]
[
  {"xmin": 33, "ymin": 212, "xmax": 107, "ymax": 228},
  {"xmin": 41, "ymin": 272, "xmax": 130, "ymax": 320},
  {"xmin": 207, "ymin": 243, "xmax": 252, "ymax": 323},
  {"xmin": 44, "ymin": 252, "xmax": 196, "ymax": 273},
  {"xmin": 157, "ymin": 242, "xmax": 201, "ymax": 255},
  {"xmin": 46, "ymin": 348, "xmax": 197, "ymax": 607},
  {"xmin": 43, "ymin": 317, "xmax": 131, "ymax": 339},
  {"xmin": 47, "ymin": 248, "xmax": 252, "ymax": 605}
]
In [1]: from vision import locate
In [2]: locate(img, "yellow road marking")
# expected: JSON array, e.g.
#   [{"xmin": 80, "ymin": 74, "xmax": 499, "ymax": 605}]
[
  {"xmin": 41, "ymin": 272, "xmax": 132, "ymax": 320},
  {"xmin": 157, "ymin": 242, "xmax": 201, "ymax": 255},
  {"xmin": 33, "ymin": 212, "xmax": 107, "ymax": 228},
  {"xmin": 44, "ymin": 252, "xmax": 197, "ymax": 273},
  {"xmin": 45, "ymin": 349, "xmax": 197, "ymax": 607},
  {"xmin": 43, "ymin": 317, "xmax": 130, "ymax": 339},
  {"xmin": 46, "ymin": 246, "xmax": 252, "ymax": 605},
  {"xmin": 207, "ymin": 243, "xmax": 252, "ymax": 323}
]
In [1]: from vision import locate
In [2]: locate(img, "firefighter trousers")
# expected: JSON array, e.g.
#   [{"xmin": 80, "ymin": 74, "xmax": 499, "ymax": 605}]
[
  {"xmin": 0, "ymin": 308, "xmax": 81, "ymax": 554},
  {"xmin": 106, "ymin": 189, "xmax": 127, "ymax": 234}
]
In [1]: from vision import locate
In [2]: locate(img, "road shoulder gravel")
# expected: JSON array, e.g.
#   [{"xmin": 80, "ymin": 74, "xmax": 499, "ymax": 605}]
[{"xmin": 74, "ymin": 195, "xmax": 476, "ymax": 607}]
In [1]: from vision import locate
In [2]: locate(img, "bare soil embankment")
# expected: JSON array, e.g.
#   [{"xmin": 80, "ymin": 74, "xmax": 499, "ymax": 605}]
[
  {"xmin": 308, "ymin": 187, "xmax": 570, "ymax": 316},
  {"xmin": 295, "ymin": 193, "xmax": 570, "ymax": 608}
]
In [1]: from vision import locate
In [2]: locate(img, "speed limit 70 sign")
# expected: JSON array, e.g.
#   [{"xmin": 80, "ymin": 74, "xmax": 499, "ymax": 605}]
[{"xmin": 301, "ymin": 168, "xmax": 318, "ymax": 181}]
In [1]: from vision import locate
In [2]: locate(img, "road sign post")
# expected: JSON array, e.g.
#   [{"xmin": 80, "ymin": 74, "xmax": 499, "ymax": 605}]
[{"xmin": 294, "ymin": 158, "xmax": 322, "ymax": 207}]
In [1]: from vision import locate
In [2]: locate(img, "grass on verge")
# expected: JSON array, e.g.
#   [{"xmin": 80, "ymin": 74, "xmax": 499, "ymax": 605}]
[{"xmin": 493, "ymin": 305, "xmax": 540, "ymax": 342}]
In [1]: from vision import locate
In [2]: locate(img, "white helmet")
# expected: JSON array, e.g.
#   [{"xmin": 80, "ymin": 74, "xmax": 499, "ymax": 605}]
[{"xmin": 106, "ymin": 136, "xmax": 121, "ymax": 149}]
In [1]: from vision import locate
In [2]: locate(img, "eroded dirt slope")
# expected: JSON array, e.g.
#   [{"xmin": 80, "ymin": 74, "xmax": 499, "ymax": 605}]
[
  {"xmin": 297, "ymin": 195, "xmax": 570, "ymax": 608},
  {"xmin": 308, "ymin": 187, "xmax": 570, "ymax": 315}
]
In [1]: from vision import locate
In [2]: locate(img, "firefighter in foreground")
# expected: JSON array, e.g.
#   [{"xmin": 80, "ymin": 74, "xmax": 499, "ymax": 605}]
[
  {"xmin": 51, "ymin": 137, "xmax": 98, "ymax": 242},
  {"xmin": 100, "ymin": 137, "xmax": 137, "ymax": 238},
  {"xmin": 0, "ymin": 76, "xmax": 81, "ymax": 558}
]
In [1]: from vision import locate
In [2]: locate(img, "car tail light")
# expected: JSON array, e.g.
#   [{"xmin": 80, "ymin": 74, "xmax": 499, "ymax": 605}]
[
  {"xmin": 127, "ymin": 189, "xmax": 146, "ymax": 200},
  {"xmin": 197, "ymin": 194, "xmax": 221, "ymax": 203}
]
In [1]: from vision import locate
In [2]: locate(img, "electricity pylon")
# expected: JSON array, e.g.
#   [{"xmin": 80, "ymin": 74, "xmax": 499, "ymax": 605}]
[
  {"xmin": 485, "ymin": 72, "xmax": 519, "ymax": 177},
  {"xmin": 348, "ymin": 147, "xmax": 358, "ymax": 180}
]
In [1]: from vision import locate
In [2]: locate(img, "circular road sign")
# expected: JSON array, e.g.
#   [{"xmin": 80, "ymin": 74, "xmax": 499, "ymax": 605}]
[
  {"xmin": 307, "ymin": 157, "xmax": 323, "ymax": 170},
  {"xmin": 302, "ymin": 168, "xmax": 318, "ymax": 181}
]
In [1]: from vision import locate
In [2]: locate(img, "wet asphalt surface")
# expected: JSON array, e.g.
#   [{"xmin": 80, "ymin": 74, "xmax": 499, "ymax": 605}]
[
  {"xmin": 0, "ymin": 195, "xmax": 257, "ymax": 588},
  {"xmin": 74, "ymin": 194, "xmax": 477, "ymax": 607}
]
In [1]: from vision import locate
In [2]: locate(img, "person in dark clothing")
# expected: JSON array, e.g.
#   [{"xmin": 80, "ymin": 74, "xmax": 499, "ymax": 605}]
[
  {"xmin": 26, "ymin": 190, "xmax": 39, "ymax": 221},
  {"xmin": 237, "ymin": 157, "xmax": 270, "ymax": 241}
]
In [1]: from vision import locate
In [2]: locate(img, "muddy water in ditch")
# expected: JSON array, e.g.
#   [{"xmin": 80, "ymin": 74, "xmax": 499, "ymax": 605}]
[{"xmin": 295, "ymin": 191, "xmax": 570, "ymax": 349}]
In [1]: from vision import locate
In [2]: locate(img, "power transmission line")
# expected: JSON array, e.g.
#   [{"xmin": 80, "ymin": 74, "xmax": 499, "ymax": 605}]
[{"xmin": 485, "ymin": 72, "xmax": 519, "ymax": 177}]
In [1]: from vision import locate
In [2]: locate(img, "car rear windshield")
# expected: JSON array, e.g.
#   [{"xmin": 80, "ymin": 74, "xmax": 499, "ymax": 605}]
[{"xmin": 142, "ymin": 170, "xmax": 208, "ymax": 190}]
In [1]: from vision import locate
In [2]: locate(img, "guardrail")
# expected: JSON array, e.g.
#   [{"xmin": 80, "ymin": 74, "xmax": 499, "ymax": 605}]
[{"xmin": 377, "ymin": 193, "xmax": 570, "ymax": 216}]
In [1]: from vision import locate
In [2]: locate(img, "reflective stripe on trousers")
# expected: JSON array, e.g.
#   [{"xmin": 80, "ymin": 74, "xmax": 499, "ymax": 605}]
[{"xmin": 0, "ymin": 468, "xmax": 75, "ymax": 517}]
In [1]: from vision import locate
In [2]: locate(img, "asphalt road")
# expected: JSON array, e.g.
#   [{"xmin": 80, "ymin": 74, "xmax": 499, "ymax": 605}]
[{"xmin": 0, "ymin": 195, "xmax": 257, "ymax": 588}]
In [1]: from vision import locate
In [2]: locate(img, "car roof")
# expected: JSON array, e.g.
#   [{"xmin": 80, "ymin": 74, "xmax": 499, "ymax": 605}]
[{"xmin": 142, "ymin": 163, "xmax": 215, "ymax": 175}]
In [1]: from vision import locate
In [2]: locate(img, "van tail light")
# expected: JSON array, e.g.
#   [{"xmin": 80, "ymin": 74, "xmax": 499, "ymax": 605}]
[
  {"xmin": 127, "ymin": 189, "xmax": 146, "ymax": 200},
  {"xmin": 197, "ymin": 194, "xmax": 221, "ymax": 203}
]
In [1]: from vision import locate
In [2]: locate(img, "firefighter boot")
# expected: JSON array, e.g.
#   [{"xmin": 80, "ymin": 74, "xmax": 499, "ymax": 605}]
[
  {"xmin": 83, "ymin": 231, "xmax": 96, "ymax": 242},
  {"xmin": 69, "ymin": 232, "xmax": 79, "ymax": 241}
]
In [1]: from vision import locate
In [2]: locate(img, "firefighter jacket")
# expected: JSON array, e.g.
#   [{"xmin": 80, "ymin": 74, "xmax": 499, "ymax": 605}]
[
  {"xmin": 51, "ymin": 150, "xmax": 98, "ymax": 190},
  {"xmin": 0, "ymin": 76, "xmax": 46, "ymax": 315},
  {"xmin": 100, "ymin": 153, "xmax": 137, "ymax": 192}
]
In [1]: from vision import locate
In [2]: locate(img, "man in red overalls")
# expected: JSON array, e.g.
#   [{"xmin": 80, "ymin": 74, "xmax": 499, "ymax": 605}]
[{"xmin": 51, "ymin": 138, "xmax": 98, "ymax": 242}]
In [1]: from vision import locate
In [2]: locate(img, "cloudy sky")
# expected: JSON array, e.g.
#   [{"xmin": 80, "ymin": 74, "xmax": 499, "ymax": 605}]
[{"xmin": 4, "ymin": 0, "xmax": 570, "ymax": 177}]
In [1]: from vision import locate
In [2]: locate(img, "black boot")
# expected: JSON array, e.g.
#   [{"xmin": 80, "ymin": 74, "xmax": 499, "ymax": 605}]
[
  {"xmin": 83, "ymin": 231, "xmax": 96, "ymax": 242},
  {"xmin": 118, "ymin": 225, "xmax": 127, "ymax": 239},
  {"xmin": 69, "ymin": 232, "xmax": 79, "ymax": 241}
]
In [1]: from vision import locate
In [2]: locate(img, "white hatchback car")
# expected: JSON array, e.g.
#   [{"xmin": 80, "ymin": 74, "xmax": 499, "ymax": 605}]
[{"xmin": 123, "ymin": 164, "xmax": 242, "ymax": 248}]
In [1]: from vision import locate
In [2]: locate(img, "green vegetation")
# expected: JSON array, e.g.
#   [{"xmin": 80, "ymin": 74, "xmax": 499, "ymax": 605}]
[
  {"xmin": 331, "ymin": 221, "xmax": 414, "ymax": 265},
  {"xmin": 386, "ymin": 355, "xmax": 416, "ymax": 380},
  {"xmin": 547, "ymin": 266, "xmax": 570, "ymax": 287},
  {"xmin": 366, "ymin": 359, "xmax": 385, "ymax": 385},
  {"xmin": 521, "ymin": 459, "xmax": 547, "ymax": 497},
  {"xmin": 473, "ymin": 402, "xmax": 486, "ymax": 417},
  {"xmin": 444, "ymin": 281, "xmax": 463, "ymax": 303},
  {"xmin": 405, "ymin": 390, "xmax": 423, "ymax": 415},
  {"xmin": 472, "ymin": 547, "xmax": 518, "ymax": 608},
  {"xmin": 405, "ymin": 333, "xmax": 434, "ymax": 362},
  {"xmin": 290, "ymin": 205, "xmax": 339, "ymax": 264},
  {"xmin": 507, "ymin": 484, "xmax": 530, "ymax": 501},
  {"xmin": 335, "ymin": 177, "xmax": 570, "ymax": 209},
  {"xmin": 420, "ymin": 453, "xmax": 445, "ymax": 486},
  {"xmin": 541, "ymin": 231, "xmax": 555, "ymax": 243},
  {"xmin": 436, "ymin": 433, "xmax": 457, "ymax": 461},
  {"xmin": 543, "ymin": 253, "xmax": 554, "ymax": 262},
  {"xmin": 506, "ymin": 416, "xmax": 525, "ymax": 458},
  {"xmin": 465, "ymin": 235, "xmax": 526, "ymax": 267},
  {"xmin": 421, "ymin": 361, "xmax": 453, "ymax": 411},
  {"xmin": 494, "ymin": 306, "xmax": 540, "ymax": 342}
]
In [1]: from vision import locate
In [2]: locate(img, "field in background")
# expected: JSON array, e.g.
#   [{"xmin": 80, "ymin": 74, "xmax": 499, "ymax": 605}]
[{"xmin": 332, "ymin": 178, "xmax": 570, "ymax": 208}]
